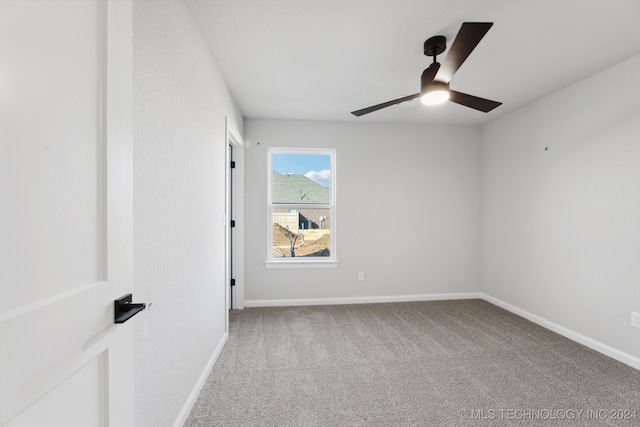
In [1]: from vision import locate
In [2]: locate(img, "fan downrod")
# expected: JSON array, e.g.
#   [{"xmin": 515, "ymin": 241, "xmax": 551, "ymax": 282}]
[{"xmin": 423, "ymin": 35, "xmax": 446, "ymax": 57}]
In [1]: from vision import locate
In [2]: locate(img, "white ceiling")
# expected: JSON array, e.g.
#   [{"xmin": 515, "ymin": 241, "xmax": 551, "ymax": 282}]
[{"xmin": 184, "ymin": 0, "xmax": 640, "ymax": 126}]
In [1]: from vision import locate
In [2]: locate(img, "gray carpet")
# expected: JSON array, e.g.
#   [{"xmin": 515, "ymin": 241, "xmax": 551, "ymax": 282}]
[{"xmin": 184, "ymin": 300, "xmax": 640, "ymax": 426}]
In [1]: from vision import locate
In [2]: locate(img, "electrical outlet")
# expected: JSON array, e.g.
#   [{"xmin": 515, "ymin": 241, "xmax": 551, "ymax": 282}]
[
  {"xmin": 358, "ymin": 272, "xmax": 364, "ymax": 281},
  {"xmin": 632, "ymin": 312, "xmax": 640, "ymax": 329}
]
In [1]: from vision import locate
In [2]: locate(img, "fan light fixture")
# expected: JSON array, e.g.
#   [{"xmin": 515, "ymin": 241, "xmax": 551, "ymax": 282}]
[
  {"xmin": 421, "ymin": 80, "xmax": 450, "ymax": 106},
  {"xmin": 421, "ymin": 89, "xmax": 449, "ymax": 105}
]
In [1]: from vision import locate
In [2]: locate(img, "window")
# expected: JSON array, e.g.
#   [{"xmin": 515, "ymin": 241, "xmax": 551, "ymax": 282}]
[{"xmin": 266, "ymin": 148, "xmax": 337, "ymax": 268}]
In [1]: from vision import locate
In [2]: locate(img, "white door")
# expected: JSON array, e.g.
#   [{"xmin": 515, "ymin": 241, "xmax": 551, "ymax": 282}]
[{"xmin": 0, "ymin": 1, "xmax": 134, "ymax": 426}]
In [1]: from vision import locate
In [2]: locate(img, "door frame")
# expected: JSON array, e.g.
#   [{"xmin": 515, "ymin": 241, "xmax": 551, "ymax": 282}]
[{"xmin": 225, "ymin": 118, "xmax": 244, "ymax": 317}]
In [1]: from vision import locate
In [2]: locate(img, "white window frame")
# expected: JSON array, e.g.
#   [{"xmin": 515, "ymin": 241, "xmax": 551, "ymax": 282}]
[{"xmin": 266, "ymin": 147, "xmax": 338, "ymax": 269}]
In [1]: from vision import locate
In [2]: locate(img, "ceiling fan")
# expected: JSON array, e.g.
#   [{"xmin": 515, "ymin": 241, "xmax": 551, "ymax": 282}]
[{"xmin": 351, "ymin": 22, "xmax": 502, "ymax": 117}]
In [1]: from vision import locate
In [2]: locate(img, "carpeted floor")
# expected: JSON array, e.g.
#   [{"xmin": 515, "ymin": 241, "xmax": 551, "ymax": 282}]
[{"xmin": 184, "ymin": 300, "xmax": 640, "ymax": 426}]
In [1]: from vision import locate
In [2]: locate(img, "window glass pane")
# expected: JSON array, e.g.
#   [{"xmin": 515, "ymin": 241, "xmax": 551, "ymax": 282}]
[
  {"xmin": 271, "ymin": 153, "xmax": 331, "ymax": 204},
  {"xmin": 272, "ymin": 207, "xmax": 330, "ymax": 258}
]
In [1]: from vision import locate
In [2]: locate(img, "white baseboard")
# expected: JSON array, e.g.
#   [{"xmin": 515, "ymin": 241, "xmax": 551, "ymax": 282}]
[
  {"xmin": 173, "ymin": 332, "xmax": 228, "ymax": 427},
  {"xmin": 244, "ymin": 292, "xmax": 483, "ymax": 307},
  {"xmin": 482, "ymin": 293, "xmax": 640, "ymax": 371}
]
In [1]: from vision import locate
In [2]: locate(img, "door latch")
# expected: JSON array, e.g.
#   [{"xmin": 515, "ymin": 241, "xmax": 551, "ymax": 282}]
[{"xmin": 114, "ymin": 293, "xmax": 146, "ymax": 324}]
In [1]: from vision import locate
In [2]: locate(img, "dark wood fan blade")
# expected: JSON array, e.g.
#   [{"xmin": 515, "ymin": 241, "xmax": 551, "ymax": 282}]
[
  {"xmin": 351, "ymin": 93, "xmax": 420, "ymax": 116},
  {"xmin": 436, "ymin": 22, "xmax": 493, "ymax": 83},
  {"xmin": 449, "ymin": 90, "xmax": 502, "ymax": 112}
]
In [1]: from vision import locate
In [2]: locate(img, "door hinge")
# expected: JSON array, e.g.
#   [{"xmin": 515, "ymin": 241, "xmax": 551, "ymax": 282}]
[
  {"xmin": 230, "ymin": 278, "xmax": 236, "ymax": 287},
  {"xmin": 230, "ymin": 161, "xmax": 236, "ymax": 169},
  {"xmin": 230, "ymin": 220, "xmax": 236, "ymax": 228}
]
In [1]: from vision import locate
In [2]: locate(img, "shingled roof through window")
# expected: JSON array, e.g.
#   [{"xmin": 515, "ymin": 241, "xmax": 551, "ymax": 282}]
[{"xmin": 271, "ymin": 171, "xmax": 330, "ymax": 204}]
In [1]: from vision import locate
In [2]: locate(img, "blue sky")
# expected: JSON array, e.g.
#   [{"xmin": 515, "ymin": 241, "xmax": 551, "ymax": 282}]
[{"xmin": 272, "ymin": 153, "xmax": 331, "ymax": 187}]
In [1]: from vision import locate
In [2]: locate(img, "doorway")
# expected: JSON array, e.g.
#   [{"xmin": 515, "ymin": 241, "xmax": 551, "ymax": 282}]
[{"xmin": 225, "ymin": 119, "xmax": 244, "ymax": 318}]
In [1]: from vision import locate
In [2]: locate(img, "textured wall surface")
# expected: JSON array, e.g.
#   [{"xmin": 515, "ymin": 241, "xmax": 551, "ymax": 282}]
[
  {"xmin": 132, "ymin": 1, "xmax": 242, "ymax": 426},
  {"xmin": 481, "ymin": 54, "xmax": 640, "ymax": 361},
  {"xmin": 244, "ymin": 119, "xmax": 481, "ymax": 302}
]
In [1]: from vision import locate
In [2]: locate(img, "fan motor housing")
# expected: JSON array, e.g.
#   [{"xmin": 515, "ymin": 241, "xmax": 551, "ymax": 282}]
[
  {"xmin": 422, "ymin": 80, "xmax": 449, "ymax": 94},
  {"xmin": 421, "ymin": 66, "xmax": 447, "ymax": 91}
]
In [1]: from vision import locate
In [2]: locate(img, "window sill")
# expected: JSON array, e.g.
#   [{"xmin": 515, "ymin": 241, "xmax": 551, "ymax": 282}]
[{"xmin": 265, "ymin": 259, "xmax": 339, "ymax": 269}]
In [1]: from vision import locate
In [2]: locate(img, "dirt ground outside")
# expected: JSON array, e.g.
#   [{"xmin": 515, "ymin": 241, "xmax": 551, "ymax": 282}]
[{"xmin": 272, "ymin": 223, "xmax": 330, "ymax": 257}]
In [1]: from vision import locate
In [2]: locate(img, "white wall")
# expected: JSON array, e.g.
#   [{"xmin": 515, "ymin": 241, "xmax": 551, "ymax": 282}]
[
  {"xmin": 244, "ymin": 119, "xmax": 481, "ymax": 304},
  {"xmin": 481, "ymin": 54, "xmax": 640, "ymax": 362},
  {"xmin": 132, "ymin": 1, "xmax": 243, "ymax": 426}
]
